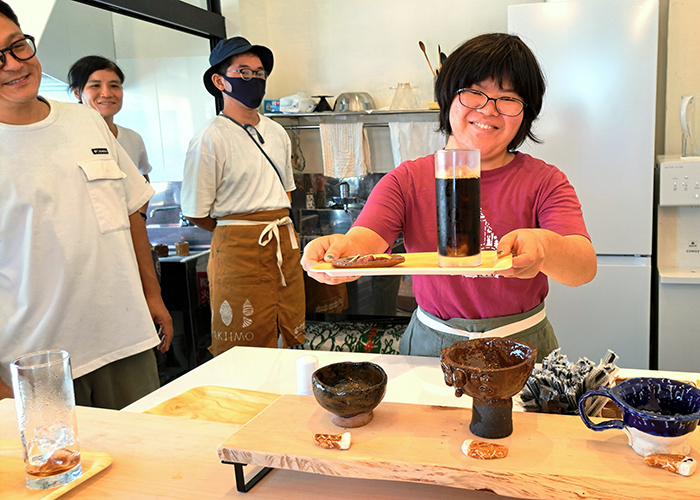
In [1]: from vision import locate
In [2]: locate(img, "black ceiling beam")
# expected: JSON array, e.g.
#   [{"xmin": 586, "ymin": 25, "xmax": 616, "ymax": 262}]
[{"xmin": 72, "ymin": 0, "xmax": 226, "ymax": 40}]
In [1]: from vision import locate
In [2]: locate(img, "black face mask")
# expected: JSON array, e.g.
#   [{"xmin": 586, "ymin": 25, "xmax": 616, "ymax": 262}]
[{"xmin": 220, "ymin": 75, "xmax": 266, "ymax": 109}]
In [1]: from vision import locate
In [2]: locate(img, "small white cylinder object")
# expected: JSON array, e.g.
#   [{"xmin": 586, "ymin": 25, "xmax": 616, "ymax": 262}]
[{"xmin": 296, "ymin": 355, "xmax": 318, "ymax": 396}]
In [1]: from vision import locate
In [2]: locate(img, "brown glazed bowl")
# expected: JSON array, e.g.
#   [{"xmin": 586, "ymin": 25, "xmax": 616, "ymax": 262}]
[
  {"xmin": 441, "ymin": 338, "xmax": 537, "ymax": 438},
  {"xmin": 312, "ymin": 361, "xmax": 387, "ymax": 428}
]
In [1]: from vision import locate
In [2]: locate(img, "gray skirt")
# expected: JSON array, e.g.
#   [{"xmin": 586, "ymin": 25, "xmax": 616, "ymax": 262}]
[{"xmin": 398, "ymin": 302, "xmax": 558, "ymax": 363}]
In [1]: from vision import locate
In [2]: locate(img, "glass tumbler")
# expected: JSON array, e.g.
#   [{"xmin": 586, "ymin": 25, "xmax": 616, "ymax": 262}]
[
  {"xmin": 435, "ymin": 149, "xmax": 481, "ymax": 267},
  {"xmin": 10, "ymin": 350, "xmax": 82, "ymax": 489}
]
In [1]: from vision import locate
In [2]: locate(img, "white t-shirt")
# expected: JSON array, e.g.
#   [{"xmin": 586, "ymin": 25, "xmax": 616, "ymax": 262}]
[
  {"xmin": 0, "ymin": 99, "xmax": 159, "ymax": 385},
  {"xmin": 181, "ymin": 114, "xmax": 294, "ymax": 218},
  {"xmin": 116, "ymin": 124, "xmax": 152, "ymax": 176}
]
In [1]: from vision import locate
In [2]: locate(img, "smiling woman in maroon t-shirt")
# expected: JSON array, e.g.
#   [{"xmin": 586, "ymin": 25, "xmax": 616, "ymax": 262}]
[{"xmin": 301, "ymin": 33, "xmax": 597, "ymax": 360}]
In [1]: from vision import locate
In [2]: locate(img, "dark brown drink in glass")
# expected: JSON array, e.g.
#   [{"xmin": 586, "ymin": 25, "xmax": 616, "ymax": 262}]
[{"xmin": 435, "ymin": 149, "xmax": 481, "ymax": 267}]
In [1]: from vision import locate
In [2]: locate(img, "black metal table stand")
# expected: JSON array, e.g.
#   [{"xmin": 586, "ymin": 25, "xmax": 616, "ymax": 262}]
[{"xmin": 222, "ymin": 461, "xmax": 273, "ymax": 493}]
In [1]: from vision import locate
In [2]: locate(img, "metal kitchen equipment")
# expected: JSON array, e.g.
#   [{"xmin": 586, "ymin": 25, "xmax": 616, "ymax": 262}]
[{"xmin": 333, "ymin": 92, "xmax": 376, "ymax": 112}]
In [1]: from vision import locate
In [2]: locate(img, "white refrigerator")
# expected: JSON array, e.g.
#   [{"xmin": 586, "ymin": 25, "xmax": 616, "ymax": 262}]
[{"xmin": 508, "ymin": 0, "xmax": 658, "ymax": 368}]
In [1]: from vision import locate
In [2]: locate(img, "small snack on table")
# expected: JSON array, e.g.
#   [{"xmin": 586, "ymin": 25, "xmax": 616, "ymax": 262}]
[
  {"xmin": 154, "ymin": 243, "xmax": 169, "ymax": 257},
  {"xmin": 175, "ymin": 240, "xmax": 190, "ymax": 256},
  {"xmin": 644, "ymin": 454, "xmax": 696, "ymax": 476},
  {"xmin": 331, "ymin": 254, "xmax": 405, "ymax": 268},
  {"xmin": 313, "ymin": 432, "xmax": 351, "ymax": 450},
  {"xmin": 462, "ymin": 439, "xmax": 508, "ymax": 459}
]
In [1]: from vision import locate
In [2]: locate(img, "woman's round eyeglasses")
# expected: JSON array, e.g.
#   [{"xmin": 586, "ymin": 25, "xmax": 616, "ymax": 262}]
[
  {"xmin": 0, "ymin": 35, "xmax": 37, "ymax": 70},
  {"xmin": 457, "ymin": 88, "xmax": 526, "ymax": 117}
]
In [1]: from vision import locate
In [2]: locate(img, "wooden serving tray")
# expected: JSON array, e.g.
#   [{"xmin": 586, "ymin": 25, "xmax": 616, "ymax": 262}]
[
  {"xmin": 312, "ymin": 251, "xmax": 511, "ymax": 276},
  {"xmin": 218, "ymin": 395, "xmax": 699, "ymax": 500},
  {"xmin": 144, "ymin": 385, "xmax": 281, "ymax": 424},
  {"xmin": 0, "ymin": 440, "xmax": 112, "ymax": 500}
]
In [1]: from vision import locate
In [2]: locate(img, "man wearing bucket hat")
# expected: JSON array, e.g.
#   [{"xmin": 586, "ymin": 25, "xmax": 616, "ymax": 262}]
[{"xmin": 182, "ymin": 37, "xmax": 305, "ymax": 356}]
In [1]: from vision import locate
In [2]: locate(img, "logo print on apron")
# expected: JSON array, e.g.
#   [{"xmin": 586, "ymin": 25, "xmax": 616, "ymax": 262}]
[
  {"xmin": 220, "ymin": 300, "xmax": 233, "ymax": 326},
  {"xmin": 242, "ymin": 299, "xmax": 254, "ymax": 328}
]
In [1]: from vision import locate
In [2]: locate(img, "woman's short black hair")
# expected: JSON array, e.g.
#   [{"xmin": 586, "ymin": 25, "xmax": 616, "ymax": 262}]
[
  {"xmin": 68, "ymin": 55, "xmax": 125, "ymax": 97},
  {"xmin": 0, "ymin": 1, "xmax": 20, "ymax": 28},
  {"xmin": 435, "ymin": 33, "xmax": 546, "ymax": 151}
]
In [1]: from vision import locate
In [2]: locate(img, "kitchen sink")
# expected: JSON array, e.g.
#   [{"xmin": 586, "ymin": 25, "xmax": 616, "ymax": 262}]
[{"xmin": 146, "ymin": 182, "xmax": 212, "ymax": 253}]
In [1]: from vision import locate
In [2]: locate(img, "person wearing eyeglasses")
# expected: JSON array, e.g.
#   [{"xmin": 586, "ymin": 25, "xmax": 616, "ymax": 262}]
[
  {"xmin": 0, "ymin": 1, "xmax": 173, "ymax": 407},
  {"xmin": 302, "ymin": 33, "xmax": 597, "ymax": 360},
  {"xmin": 181, "ymin": 37, "xmax": 305, "ymax": 356}
]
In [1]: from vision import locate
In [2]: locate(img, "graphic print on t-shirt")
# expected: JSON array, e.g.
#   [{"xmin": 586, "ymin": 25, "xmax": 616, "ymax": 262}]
[
  {"xmin": 482, "ymin": 211, "xmax": 499, "ymax": 251},
  {"xmin": 463, "ymin": 210, "xmax": 502, "ymax": 280}
]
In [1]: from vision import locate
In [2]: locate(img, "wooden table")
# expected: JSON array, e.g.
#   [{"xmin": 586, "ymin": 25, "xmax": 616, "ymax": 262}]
[
  {"xmin": 0, "ymin": 400, "xmax": 518, "ymax": 499},
  {"xmin": 124, "ymin": 346, "xmax": 700, "ymax": 414},
  {"xmin": 3, "ymin": 348, "xmax": 699, "ymax": 499}
]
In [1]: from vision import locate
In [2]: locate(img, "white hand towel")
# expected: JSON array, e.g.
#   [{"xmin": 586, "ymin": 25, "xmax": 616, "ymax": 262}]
[
  {"xmin": 319, "ymin": 122, "xmax": 371, "ymax": 178},
  {"xmin": 388, "ymin": 121, "xmax": 446, "ymax": 168}
]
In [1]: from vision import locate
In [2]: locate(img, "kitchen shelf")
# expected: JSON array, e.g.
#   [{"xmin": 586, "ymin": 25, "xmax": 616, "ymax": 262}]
[
  {"xmin": 658, "ymin": 266, "xmax": 700, "ymax": 284},
  {"xmin": 265, "ymin": 109, "xmax": 438, "ymax": 118},
  {"xmin": 266, "ymin": 109, "xmax": 439, "ymax": 130}
]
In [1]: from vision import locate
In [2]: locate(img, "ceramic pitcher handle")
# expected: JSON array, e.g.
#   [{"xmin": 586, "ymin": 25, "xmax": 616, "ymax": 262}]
[{"xmin": 578, "ymin": 388, "xmax": 625, "ymax": 431}]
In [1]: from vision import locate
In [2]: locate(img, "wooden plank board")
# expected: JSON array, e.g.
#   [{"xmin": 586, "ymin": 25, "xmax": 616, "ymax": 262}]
[
  {"xmin": 1, "ymin": 400, "xmax": 485, "ymax": 500},
  {"xmin": 144, "ymin": 385, "xmax": 281, "ymax": 424},
  {"xmin": 312, "ymin": 251, "xmax": 511, "ymax": 276},
  {"xmin": 0, "ymin": 440, "xmax": 112, "ymax": 500},
  {"xmin": 218, "ymin": 395, "xmax": 700, "ymax": 500}
]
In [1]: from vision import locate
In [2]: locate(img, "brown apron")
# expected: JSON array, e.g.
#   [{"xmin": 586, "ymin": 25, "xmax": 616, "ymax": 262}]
[
  {"xmin": 208, "ymin": 209, "xmax": 306, "ymax": 356},
  {"xmin": 303, "ymin": 271, "xmax": 348, "ymax": 314}
]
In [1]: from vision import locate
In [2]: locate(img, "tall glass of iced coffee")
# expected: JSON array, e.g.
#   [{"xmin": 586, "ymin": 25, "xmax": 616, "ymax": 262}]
[
  {"xmin": 435, "ymin": 149, "xmax": 481, "ymax": 267},
  {"xmin": 10, "ymin": 350, "xmax": 82, "ymax": 489}
]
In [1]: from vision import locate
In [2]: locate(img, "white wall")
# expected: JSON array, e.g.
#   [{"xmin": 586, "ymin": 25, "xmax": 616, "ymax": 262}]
[
  {"xmin": 111, "ymin": 15, "xmax": 215, "ymax": 182},
  {"xmin": 229, "ymin": 0, "xmax": 540, "ymax": 109},
  {"xmin": 218, "ymin": 0, "xmax": 541, "ymax": 175},
  {"xmin": 10, "ymin": 0, "xmax": 55, "ymax": 41},
  {"xmin": 219, "ymin": 0, "xmax": 699, "ymax": 171},
  {"xmin": 16, "ymin": 0, "xmax": 116, "ymax": 85},
  {"xmin": 14, "ymin": 0, "xmax": 215, "ymax": 183},
  {"xmin": 18, "ymin": 0, "xmax": 699, "ymax": 178}
]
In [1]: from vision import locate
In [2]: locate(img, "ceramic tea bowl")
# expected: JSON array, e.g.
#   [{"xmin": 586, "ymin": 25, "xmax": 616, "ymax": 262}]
[
  {"xmin": 441, "ymin": 338, "xmax": 537, "ymax": 439},
  {"xmin": 312, "ymin": 361, "xmax": 387, "ymax": 428},
  {"xmin": 579, "ymin": 377, "xmax": 700, "ymax": 456}
]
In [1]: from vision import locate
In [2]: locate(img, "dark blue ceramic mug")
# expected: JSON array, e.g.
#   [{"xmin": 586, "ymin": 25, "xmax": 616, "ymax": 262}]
[{"xmin": 578, "ymin": 377, "xmax": 700, "ymax": 456}]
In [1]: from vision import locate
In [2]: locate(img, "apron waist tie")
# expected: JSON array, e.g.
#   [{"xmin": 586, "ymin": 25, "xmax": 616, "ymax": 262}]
[
  {"xmin": 216, "ymin": 216, "xmax": 297, "ymax": 286},
  {"xmin": 416, "ymin": 306, "xmax": 546, "ymax": 340}
]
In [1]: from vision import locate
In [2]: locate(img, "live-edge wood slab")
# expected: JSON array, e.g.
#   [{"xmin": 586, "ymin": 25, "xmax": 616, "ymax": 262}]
[{"xmin": 218, "ymin": 395, "xmax": 700, "ymax": 500}]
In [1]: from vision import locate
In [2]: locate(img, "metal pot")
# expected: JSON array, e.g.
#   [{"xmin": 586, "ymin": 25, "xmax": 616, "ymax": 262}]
[{"xmin": 333, "ymin": 92, "xmax": 376, "ymax": 112}]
